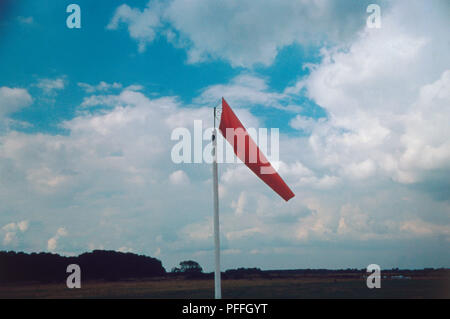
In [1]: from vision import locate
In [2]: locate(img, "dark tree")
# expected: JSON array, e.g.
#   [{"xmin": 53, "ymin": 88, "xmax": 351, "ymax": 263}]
[
  {"xmin": 171, "ymin": 267, "xmax": 181, "ymax": 273},
  {"xmin": 179, "ymin": 260, "xmax": 203, "ymax": 274},
  {"xmin": 224, "ymin": 268, "xmax": 263, "ymax": 279},
  {"xmin": 0, "ymin": 250, "xmax": 166, "ymax": 283}
]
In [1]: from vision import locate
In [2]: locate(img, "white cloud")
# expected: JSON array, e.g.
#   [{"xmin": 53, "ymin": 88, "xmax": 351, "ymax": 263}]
[
  {"xmin": 47, "ymin": 227, "xmax": 68, "ymax": 252},
  {"xmin": 2, "ymin": 221, "xmax": 29, "ymax": 233},
  {"xmin": 287, "ymin": 0, "xmax": 450, "ymax": 187},
  {"xmin": 17, "ymin": 16, "xmax": 34, "ymax": 25},
  {"xmin": 17, "ymin": 220, "xmax": 29, "ymax": 232},
  {"xmin": 124, "ymin": 84, "xmax": 144, "ymax": 92},
  {"xmin": 290, "ymin": 116, "xmax": 326, "ymax": 133},
  {"xmin": 344, "ymin": 159, "xmax": 377, "ymax": 180},
  {"xmin": 225, "ymin": 227, "xmax": 262, "ymax": 241},
  {"xmin": 80, "ymin": 94, "xmax": 121, "ymax": 108},
  {"xmin": 195, "ymin": 73, "xmax": 300, "ymax": 112},
  {"xmin": 2, "ymin": 220, "xmax": 29, "ymax": 246},
  {"xmin": 0, "ymin": 87, "xmax": 33, "ymax": 118},
  {"xmin": 107, "ymin": 1, "xmax": 164, "ymax": 53},
  {"xmin": 169, "ymin": 170, "xmax": 189, "ymax": 185},
  {"xmin": 47, "ymin": 237, "xmax": 57, "ymax": 251},
  {"xmin": 36, "ymin": 78, "xmax": 66, "ymax": 95},
  {"xmin": 118, "ymin": 246, "xmax": 134, "ymax": 253},
  {"xmin": 78, "ymin": 81, "xmax": 123, "ymax": 93},
  {"xmin": 165, "ymin": 0, "xmax": 376, "ymax": 66},
  {"xmin": 231, "ymin": 192, "xmax": 247, "ymax": 215},
  {"xmin": 400, "ymin": 220, "xmax": 450, "ymax": 238},
  {"xmin": 57, "ymin": 227, "xmax": 68, "ymax": 237},
  {"xmin": 3, "ymin": 232, "xmax": 16, "ymax": 245},
  {"xmin": 108, "ymin": 0, "xmax": 376, "ymax": 67},
  {"xmin": 399, "ymin": 70, "xmax": 450, "ymax": 177},
  {"xmin": 26, "ymin": 167, "xmax": 69, "ymax": 193}
]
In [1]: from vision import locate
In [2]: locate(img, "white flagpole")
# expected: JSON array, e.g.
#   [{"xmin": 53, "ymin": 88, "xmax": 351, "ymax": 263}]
[{"xmin": 212, "ymin": 106, "xmax": 222, "ymax": 299}]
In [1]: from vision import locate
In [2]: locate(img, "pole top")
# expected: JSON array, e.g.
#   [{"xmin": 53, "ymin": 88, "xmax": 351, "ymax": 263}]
[{"xmin": 213, "ymin": 98, "xmax": 222, "ymax": 129}]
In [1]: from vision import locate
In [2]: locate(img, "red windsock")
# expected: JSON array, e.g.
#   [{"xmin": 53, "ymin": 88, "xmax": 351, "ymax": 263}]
[{"xmin": 218, "ymin": 98, "xmax": 295, "ymax": 202}]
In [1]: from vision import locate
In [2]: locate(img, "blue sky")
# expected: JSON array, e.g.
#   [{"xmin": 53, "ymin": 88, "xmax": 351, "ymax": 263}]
[
  {"xmin": 1, "ymin": 0, "xmax": 325, "ymax": 135},
  {"xmin": 0, "ymin": 0, "xmax": 449, "ymax": 271}
]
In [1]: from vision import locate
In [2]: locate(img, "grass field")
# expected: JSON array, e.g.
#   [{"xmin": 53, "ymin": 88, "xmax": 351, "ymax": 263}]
[{"xmin": 1, "ymin": 274, "xmax": 448, "ymax": 299}]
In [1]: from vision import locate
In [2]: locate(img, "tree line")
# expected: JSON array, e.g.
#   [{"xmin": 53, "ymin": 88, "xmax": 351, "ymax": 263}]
[
  {"xmin": 1, "ymin": 250, "xmax": 447, "ymax": 283},
  {"xmin": 0, "ymin": 250, "xmax": 166, "ymax": 283}
]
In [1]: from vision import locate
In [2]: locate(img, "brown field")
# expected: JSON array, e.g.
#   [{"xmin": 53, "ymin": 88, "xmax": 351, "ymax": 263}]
[{"xmin": 1, "ymin": 273, "xmax": 449, "ymax": 299}]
